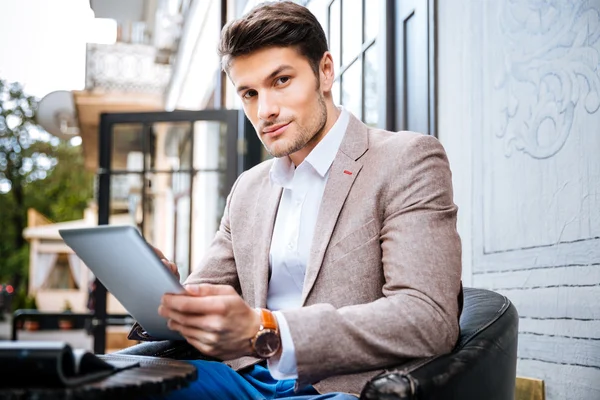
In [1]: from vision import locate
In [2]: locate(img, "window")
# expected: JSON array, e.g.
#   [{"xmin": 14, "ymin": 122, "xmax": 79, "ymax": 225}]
[
  {"xmin": 44, "ymin": 254, "xmax": 77, "ymax": 290},
  {"xmin": 328, "ymin": 0, "xmax": 380, "ymax": 127}
]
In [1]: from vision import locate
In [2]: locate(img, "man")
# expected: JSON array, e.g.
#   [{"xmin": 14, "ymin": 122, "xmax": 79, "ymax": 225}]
[{"xmin": 154, "ymin": 1, "xmax": 462, "ymax": 398}]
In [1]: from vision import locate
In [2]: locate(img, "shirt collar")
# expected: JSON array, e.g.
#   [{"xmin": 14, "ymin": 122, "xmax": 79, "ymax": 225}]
[
  {"xmin": 304, "ymin": 107, "xmax": 349, "ymax": 177},
  {"xmin": 270, "ymin": 155, "xmax": 295, "ymax": 189},
  {"xmin": 270, "ymin": 107, "xmax": 349, "ymax": 188}
]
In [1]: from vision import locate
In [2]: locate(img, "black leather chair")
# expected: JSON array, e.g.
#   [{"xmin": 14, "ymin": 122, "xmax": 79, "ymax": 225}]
[
  {"xmin": 360, "ymin": 287, "xmax": 519, "ymax": 399},
  {"xmin": 115, "ymin": 288, "xmax": 519, "ymax": 399}
]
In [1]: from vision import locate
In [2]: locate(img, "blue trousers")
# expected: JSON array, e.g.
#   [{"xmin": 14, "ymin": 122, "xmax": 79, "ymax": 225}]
[{"xmin": 154, "ymin": 360, "xmax": 357, "ymax": 400}]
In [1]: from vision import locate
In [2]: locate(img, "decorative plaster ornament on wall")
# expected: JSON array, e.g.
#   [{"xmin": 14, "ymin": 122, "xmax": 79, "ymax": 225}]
[{"xmin": 494, "ymin": 0, "xmax": 600, "ymax": 159}]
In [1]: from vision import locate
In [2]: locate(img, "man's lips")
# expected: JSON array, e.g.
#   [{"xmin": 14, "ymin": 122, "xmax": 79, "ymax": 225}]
[{"xmin": 262, "ymin": 122, "xmax": 291, "ymax": 138}]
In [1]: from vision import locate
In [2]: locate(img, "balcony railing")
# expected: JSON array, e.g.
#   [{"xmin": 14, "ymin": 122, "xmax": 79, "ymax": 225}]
[{"xmin": 85, "ymin": 42, "xmax": 172, "ymax": 94}]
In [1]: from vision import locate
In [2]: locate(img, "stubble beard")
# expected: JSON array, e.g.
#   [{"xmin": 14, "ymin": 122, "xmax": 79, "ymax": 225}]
[{"xmin": 265, "ymin": 93, "xmax": 328, "ymax": 159}]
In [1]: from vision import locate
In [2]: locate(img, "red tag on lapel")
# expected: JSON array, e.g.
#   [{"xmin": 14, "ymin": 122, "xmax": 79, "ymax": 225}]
[{"xmin": 343, "ymin": 170, "xmax": 352, "ymax": 175}]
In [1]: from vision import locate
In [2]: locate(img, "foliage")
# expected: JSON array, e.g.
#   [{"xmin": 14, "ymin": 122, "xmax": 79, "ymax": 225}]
[
  {"xmin": 0, "ymin": 81, "xmax": 40, "ymax": 187},
  {"xmin": 0, "ymin": 245, "xmax": 29, "ymax": 291},
  {"xmin": 23, "ymin": 294, "xmax": 38, "ymax": 310},
  {"xmin": 0, "ymin": 79, "xmax": 94, "ymax": 290},
  {"xmin": 10, "ymin": 286, "xmax": 27, "ymax": 311},
  {"xmin": 12, "ymin": 287, "xmax": 38, "ymax": 311},
  {"xmin": 26, "ymin": 143, "xmax": 94, "ymax": 222}
]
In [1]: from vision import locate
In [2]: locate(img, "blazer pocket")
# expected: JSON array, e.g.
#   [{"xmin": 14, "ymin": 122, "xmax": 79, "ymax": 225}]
[{"xmin": 327, "ymin": 218, "xmax": 379, "ymax": 263}]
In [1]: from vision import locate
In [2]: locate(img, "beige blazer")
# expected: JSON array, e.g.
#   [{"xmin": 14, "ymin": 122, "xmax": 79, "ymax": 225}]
[{"xmin": 185, "ymin": 114, "xmax": 463, "ymax": 395}]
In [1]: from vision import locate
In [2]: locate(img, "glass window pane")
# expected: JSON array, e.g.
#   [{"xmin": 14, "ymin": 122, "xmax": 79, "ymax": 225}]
[
  {"xmin": 193, "ymin": 121, "xmax": 228, "ymax": 171},
  {"xmin": 364, "ymin": 0, "xmax": 379, "ymax": 43},
  {"xmin": 148, "ymin": 122, "xmax": 192, "ymax": 171},
  {"xmin": 109, "ymin": 172, "xmax": 143, "ymax": 225},
  {"xmin": 364, "ymin": 42, "xmax": 379, "ymax": 127},
  {"xmin": 341, "ymin": 59, "xmax": 362, "ymax": 119},
  {"xmin": 190, "ymin": 171, "xmax": 227, "ymax": 279},
  {"xmin": 111, "ymin": 124, "xmax": 143, "ymax": 171},
  {"xmin": 329, "ymin": 0, "xmax": 341, "ymax": 75},
  {"xmin": 143, "ymin": 171, "xmax": 193, "ymax": 280},
  {"xmin": 342, "ymin": 0, "xmax": 363, "ymax": 66}
]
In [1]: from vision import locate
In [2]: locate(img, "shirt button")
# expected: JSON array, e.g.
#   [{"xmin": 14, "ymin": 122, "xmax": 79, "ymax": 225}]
[
  {"xmin": 288, "ymin": 242, "xmax": 294, "ymax": 250},
  {"xmin": 295, "ymin": 200, "xmax": 301, "ymax": 207}
]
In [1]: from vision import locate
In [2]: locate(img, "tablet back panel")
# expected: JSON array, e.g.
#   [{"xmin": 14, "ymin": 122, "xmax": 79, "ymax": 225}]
[{"xmin": 59, "ymin": 225, "xmax": 185, "ymax": 340}]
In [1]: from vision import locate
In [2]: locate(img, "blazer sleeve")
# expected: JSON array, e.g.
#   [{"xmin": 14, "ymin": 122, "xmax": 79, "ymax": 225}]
[
  {"xmin": 281, "ymin": 135, "xmax": 463, "ymax": 387},
  {"xmin": 183, "ymin": 174, "xmax": 243, "ymax": 293}
]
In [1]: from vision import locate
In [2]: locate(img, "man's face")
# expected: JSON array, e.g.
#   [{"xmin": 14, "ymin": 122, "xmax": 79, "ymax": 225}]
[{"xmin": 228, "ymin": 47, "xmax": 329, "ymax": 162}]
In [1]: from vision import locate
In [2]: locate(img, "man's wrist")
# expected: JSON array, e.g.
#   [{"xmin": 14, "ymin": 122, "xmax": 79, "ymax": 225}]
[
  {"xmin": 250, "ymin": 308, "xmax": 282, "ymax": 358},
  {"xmin": 267, "ymin": 311, "xmax": 298, "ymax": 379}
]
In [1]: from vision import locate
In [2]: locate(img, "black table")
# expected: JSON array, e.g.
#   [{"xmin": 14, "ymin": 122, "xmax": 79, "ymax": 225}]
[{"xmin": 0, "ymin": 354, "xmax": 197, "ymax": 399}]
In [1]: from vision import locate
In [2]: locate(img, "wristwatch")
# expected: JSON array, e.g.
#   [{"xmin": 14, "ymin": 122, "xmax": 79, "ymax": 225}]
[{"xmin": 251, "ymin": 308, "xmax": 281, "ymax": 358}]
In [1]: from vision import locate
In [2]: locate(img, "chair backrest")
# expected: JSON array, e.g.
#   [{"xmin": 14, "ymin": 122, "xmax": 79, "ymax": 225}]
[
  {"xmin": 457, "ymin": 287, "xmax": 514, "ymax": 348},
  {"xmin": 361, "ymin": 287, "xmax": 519, "ymax": 400}
]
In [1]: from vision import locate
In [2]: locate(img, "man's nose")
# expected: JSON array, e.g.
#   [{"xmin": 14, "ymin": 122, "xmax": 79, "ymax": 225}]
[{"xmin": 257, "ymin": 92, "xmax": 279, "ymax": 121}]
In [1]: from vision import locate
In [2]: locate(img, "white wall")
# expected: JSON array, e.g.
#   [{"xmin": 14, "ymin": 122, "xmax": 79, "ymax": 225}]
[
  {"xmin": 165, "ymin": 0, "xmax": 220, "ymax": 110},
  {"xmin": 438, "ymin": 1, "xmax": 600, "ymax": 399},
  {"xmin": 437, "ymin": 0, "xmax": 474, "ymax": 287}
]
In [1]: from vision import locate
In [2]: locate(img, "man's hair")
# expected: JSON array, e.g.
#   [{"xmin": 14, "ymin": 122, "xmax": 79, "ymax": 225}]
[{"xmin": 218, "ymin": 1, "xmax": 329, "ymax": 76}]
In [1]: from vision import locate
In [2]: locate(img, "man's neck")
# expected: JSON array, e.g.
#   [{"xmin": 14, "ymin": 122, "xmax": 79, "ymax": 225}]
[{"xmin": 289, "ymin": 102, "xmax": 341, "ymax": 166}]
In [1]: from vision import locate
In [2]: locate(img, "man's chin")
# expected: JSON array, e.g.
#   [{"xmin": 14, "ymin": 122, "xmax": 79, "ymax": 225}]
[
  {"xmin": 265, "ymin": 137, "xmax": 305, "ymax": 158},
  {"xmin": 268, "ymin": 147, "xmax": 290, "ymax": 158},
  {"xmin": 265, "ymin": 140, "xmax": 289, "ymax": 158}
]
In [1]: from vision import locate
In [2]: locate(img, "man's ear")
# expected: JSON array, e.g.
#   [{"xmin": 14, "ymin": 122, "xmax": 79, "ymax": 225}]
[{"xmin": 319, "ymin": 52, "xmax": 335, "ymax": 92}]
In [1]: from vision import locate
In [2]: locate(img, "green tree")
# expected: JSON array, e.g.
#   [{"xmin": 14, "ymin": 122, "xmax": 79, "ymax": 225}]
[
  {"xmin": 26, "ymin": 143, "xmax": 94, "ymax": 223},
  {"xmin": 0, "ymin": 79, "xmax": 93, "ymax": 290},
  {"xmin": 0, "ymin": 80, "xmax": 43, "ymax": 290}
]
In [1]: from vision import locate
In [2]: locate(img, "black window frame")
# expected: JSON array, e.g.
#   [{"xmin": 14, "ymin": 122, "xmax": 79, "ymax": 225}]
[{"xmin": 323, "ymin": 0, "xmax": 436, "ymax": 135}]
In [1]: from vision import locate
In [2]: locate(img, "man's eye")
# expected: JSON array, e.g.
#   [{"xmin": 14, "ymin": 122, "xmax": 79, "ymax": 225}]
[
  {"xmin": 276, "ymin": 76, "xmax": 290, "ymax": 85},
  {"xmin": 243, "ymin": 90, "xmax": 257, "ymax": 99}
]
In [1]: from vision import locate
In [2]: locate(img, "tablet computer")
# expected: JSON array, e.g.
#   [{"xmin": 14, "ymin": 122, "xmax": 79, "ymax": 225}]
[{"xmin": 59, "ymin": 225, "xmax": 185, "ymax": 340}]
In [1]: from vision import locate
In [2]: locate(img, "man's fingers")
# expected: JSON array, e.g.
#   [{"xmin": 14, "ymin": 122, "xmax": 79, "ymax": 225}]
[
  {"xmin": 185, "ymin": 284, "xmax": 237, "ymax": 297},
  {"xmin": 184, "ymin": 336, "xmax": 225, "ymax": 359},
  {"xmin": 152, "ymin": 246, "xmax": 180, "ymax": 278},
  {"xmin": 160, "ymin": 289, "xmax": 258, "ymax": 361},
  {"xmin": 161, "ymin": 293, "xmax": 231, "ymax": 315},
  {"xmin": 152, "ymin": 246, "xmax": 166, "ymax": 260},
  {"xmin": 161, "ymin": 259, "xmax": 179, "ymax": 277},
  {"xmin": 168, "ymin": 321, "xmax": 219, "ymax": 345},
  {"xmin": 158, "ymin": 304, "xmax": 186, "ymax": 325},
  {"xmin": 159, "ymin": 306, "xmax": 224, "ymax": 333}
]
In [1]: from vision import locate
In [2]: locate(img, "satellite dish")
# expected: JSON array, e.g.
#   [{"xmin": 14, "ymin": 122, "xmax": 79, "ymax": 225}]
[{"xmin": 37, "ymin": 90, "xmax": 80, "ymax": 140}]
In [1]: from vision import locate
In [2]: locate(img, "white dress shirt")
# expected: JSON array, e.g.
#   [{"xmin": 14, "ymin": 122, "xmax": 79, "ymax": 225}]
[{"xmin": 266, "ymin": 108, "xmax": 350, "ymax": 380}]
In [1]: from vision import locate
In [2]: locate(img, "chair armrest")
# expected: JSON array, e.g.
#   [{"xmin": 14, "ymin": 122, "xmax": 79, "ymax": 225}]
[
  {"xmin": 361, "ymin": 342, "xmax": 516, "ymax": 400},
  {"xmin": 361, "ymin": 292, "xmax": 519, "ymax": 400}
]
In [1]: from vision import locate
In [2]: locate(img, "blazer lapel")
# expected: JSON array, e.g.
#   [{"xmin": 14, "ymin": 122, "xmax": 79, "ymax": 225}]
[
  {"xmin": 301, "ymin": 114, "xmax": 368, "ymax": 305},
  {"xmin": 252, "ymin": 175, "xmax": 282, "ymax": 308}
]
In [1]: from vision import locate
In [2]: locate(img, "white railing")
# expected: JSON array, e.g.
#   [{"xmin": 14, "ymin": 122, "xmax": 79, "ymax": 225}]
[{"xmin": 85, "ymin": 42, "xmax": 172, "ymax": 94}]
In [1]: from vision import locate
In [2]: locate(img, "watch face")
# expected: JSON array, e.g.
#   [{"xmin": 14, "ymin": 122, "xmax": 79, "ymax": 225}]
[{"xmin": 255, "ymin": 329, "xmax": 281, "ymax": 358}]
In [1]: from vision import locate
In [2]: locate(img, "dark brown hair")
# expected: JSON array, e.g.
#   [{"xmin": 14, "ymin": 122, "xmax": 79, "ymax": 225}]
[{"xmin": 218, "ymin": 1, "xmax": 329, "ymax": 76}]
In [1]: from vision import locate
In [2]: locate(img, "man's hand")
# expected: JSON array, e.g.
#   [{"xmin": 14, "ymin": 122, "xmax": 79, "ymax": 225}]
[
  {"xmin": 159, "ymin": 284, "xmax": 261, "ymax": 360},
  {"xmin": 152, "ymin": 246, "xmax": 180, "ymax": 281}
]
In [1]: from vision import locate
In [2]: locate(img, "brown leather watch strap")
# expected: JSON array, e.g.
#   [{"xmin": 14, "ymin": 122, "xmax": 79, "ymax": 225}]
[{"xmin": 258, "ymin": 308, "xmax": 278, "ymax": 331}]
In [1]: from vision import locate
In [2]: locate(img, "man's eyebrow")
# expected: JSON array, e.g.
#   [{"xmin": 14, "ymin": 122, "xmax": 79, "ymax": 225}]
[
  {"xmin": 235, "ymin": 65, "xmax": 295, "ymax": 93},
  {"xmin": 266, "ymin": 65, "xmax": 294, "ymax": 81}
]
